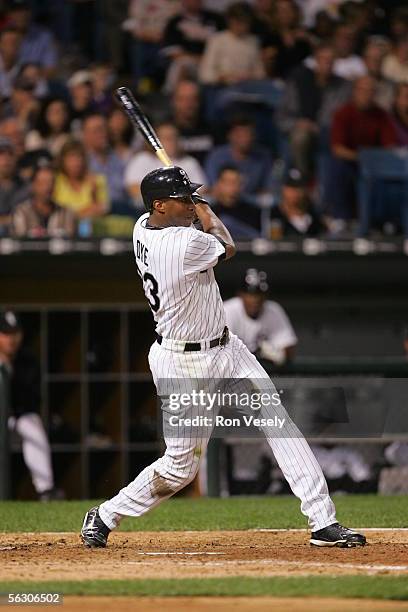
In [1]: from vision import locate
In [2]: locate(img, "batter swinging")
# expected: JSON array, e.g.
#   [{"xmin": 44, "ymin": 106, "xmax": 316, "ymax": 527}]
[{"xmin": 81, "ymin": 166, "xmax": 366, "ymax": 549}]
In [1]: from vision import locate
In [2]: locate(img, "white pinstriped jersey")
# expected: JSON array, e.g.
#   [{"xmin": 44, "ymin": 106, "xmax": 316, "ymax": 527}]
[{"xmin": 133, "ymin": 213, "xmax": 226, "ymax": 341}]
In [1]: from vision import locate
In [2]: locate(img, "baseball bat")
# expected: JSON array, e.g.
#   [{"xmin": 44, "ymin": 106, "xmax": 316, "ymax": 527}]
[{"xmin": 114, "ymin": 86, "xmax": 172, "ymax": 167}]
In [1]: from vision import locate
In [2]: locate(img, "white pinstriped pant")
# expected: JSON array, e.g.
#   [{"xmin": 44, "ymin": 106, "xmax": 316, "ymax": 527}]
[{"xmin": 99, "ymin": 333, "xmax": 336, "ymax": 531}]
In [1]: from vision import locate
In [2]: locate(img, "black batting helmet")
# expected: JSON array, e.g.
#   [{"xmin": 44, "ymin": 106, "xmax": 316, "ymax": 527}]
[{"xmin": 140, "ymin": 166, "xmax": 202, "ymax": 212}]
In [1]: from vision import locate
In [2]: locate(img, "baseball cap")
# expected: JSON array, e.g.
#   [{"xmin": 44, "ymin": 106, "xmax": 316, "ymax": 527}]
[
  {"xmin": 283, "ymin": 168, "xmax": 308, "ymax": 188},
  {"xmin": 0, "ymin": 311, "xmax": 22, "ymax": 334},
  {"xmin": 241, "ymin": 268, "xmax": 269, "ymax": 294},
  {"xmin": 0, "ymin": 137, "xmax": 13, "ymax": 153},
  {"xmin": 67, "ymin": 70, "xmax": 92, "ymax": 88}
]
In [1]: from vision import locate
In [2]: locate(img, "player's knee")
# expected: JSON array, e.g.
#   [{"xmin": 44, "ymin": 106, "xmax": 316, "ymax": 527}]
[{"xmin": 156, "ymin": 453, "xmax": 200, "ymax": 493}]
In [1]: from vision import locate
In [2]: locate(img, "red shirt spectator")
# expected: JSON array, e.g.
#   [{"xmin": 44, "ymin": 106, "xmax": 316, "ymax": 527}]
[{"xmin": 331, "ymin": 76, "xmax": 397, "ymax": 161}]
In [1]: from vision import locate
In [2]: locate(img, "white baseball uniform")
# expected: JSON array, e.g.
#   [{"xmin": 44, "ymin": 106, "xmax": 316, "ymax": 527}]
[
  {"xmin": 224, "ymin": 297, "xmax": 298, "ymax": 354},
  {"xmin": 99, "ymin": 212, "xmax": 336, "ymax": 531}
]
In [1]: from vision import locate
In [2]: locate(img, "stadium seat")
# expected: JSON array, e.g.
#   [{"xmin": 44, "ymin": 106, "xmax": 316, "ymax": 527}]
[{"xmin": 358, "ymin": 148, "xmax": 408, "ymax": 236}]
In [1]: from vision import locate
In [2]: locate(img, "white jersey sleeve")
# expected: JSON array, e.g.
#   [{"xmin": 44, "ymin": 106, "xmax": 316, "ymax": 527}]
[
  {"xmin": 183, "ymin": 229, "xmax": 226, "ymax": 275},
  {"xmin": 263, "ymin": 301, "xmax": 298, "ymax": 349}
]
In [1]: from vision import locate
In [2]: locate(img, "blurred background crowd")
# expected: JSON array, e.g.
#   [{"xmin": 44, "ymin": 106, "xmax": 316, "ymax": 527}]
[{"xmin": 0, "ymin": 0, "xmax": 408, "ymax": 240}]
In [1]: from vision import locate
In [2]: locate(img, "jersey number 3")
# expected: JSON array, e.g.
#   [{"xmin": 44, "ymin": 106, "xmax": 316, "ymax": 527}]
[{"xmin": 143, "ymin": 272, "xmax": 160, "ymax": 312}]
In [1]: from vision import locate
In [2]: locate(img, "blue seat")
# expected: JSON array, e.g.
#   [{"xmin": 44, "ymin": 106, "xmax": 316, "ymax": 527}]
[{"xmin": 358, "ymin": 148, "xmax": 408, "ymax": 236}]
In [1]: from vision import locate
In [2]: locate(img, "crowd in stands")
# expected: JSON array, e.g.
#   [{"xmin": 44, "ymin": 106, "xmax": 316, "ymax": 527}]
[{"xmin": 0, "ymin": 0, "xmax": 408, "ymax": 241}]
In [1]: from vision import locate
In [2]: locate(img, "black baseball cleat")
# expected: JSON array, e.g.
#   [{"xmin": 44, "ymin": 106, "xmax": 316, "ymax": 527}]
[
  {"xmin": 81, "ymin": 506, "xmax": 110, "ymax": 548},
  {"xmin": 310, "ymin": 522, "xmax": 366, "ymax": 548}
]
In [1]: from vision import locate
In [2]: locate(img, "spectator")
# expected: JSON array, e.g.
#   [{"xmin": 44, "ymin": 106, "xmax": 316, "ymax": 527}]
[
  {"xmin": 327, "ymin": 76, "xmax": 397, "ymax": 220},
  {"xmin": 262, "ymin": 0, "xmax": 312, "ymax": 79},
  {"xmin": 53, "ymin": 139, "xmax": 109, "ymax": 219},
  {"xmin": 0, "ymin": 116, "xmax": 26, "ymax": 161},
  {"xmin": 0, "ymin": 310, "xmax": 62, "ymax": 501},
  {"xmin": 199, "ymin": 2, "xmax": 265, "ymax": 85},
  {"xmin": 300, "ymin": 1, "xmax": 347, "ymax": 28},
  {"xmin": 309, "ymin": 10, "xmax": 336, "ymax": 43},
  {"xmin": 18, "ymin": 61, "xmax": 49, "ymax": 98},
  {"xmin": 278, "ymin": 44, "xmax": 350, "ymax": 178},
  {"xmin": 204, "ymin": 116, "xmax": 273, "ymax": 195},
  {"xmin": 270, "ymin": 168, "xmax": 325, "ymax": 236},
  {"xmin": 25, "ymin": 97, "xmax": 71, "ymax": 156},
  {"xmin": 6, "ymin": 0, "xmax": 58, "ymax": 77},
  {"xmin": 170, "ymin": 79, "xmax": 214, "ymax": 163},
  {"xmin": 224, "ymin": 268, "xmax": 297, "ymax": 365},
  {"xmin": 67, "ymin": 71, "xmax": 94, "ymax": 127},
  {"xmin": 11, "ymin": 165, "xmax": 76, "ymax": 238},
  {"xmin": 331, "ymin": 76, "xmax": 397, "ymax": 161},
  {"xmin": 389, "ymin": 6, "xmax": 408, "ymax": 43},
  {"xmin": 210, "ymin": 165, "xmax": 262, "ymax": 238},
  {"xmin": 391, "ymin": 82, "xmax": 408, "ymax": 146},
  {"xmin": 18, "ymin": 150, "xmax": 53, "ymax": 183},
  {"xmin": 382, "ymin": 35, "xmax": 408, "ymax": 84},
  {"xmin": 124, "ymin": 0, "xmax": 181, "ymax": 90},
  {"xmin": 338, "ymin": 0, "xmax": 375, "ymax": 52},
  {"xmin": 107, "ymin": 107, "xmax": 135, "ymax": 164},
  {"xmin": 90, "ymin": 63, "xmax": 114, "ymax": 115},
  {"xmin": 252, "ymin": 0, "xmax": 275, "ymax": 35},
  {"xmin": 98, "ymin": 0, "xmax": 128, "ymax": 72},
  {"xmin": 363, "ymin": 38, "xmax": 394, "ymax": 110},
  {"xmin": 125, "ymin": 122, "xmax": 205, "ymax": 206},
  {"xmin": 0, "ymin": 136, "xmax": 28, "ymax": 232},
  {"xmin": 330, "ymin": 23, "xmax": 366, "ymax": 80},
  {"xmin": 82, "ymin": 112, "xmax": 128, "ymax": 208},
  {"xmin": 161, "ymin": 0, "xmax": 224, "ymax": 91},
  {"xmin": 1, "ymin": 74, "xmax": 39, "ymax": 130},
  {"xmin": 0, "ymin": 26, "xmax": 22, "ymax": 99}
]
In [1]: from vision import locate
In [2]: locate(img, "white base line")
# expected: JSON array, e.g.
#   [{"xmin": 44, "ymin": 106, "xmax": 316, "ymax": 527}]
[
  {"xmin": 119, "ymin": 559, "xmax": 408, "ymax": 573},
  {"xmin": 137, "ymin": 552, "xmax": 225, "ymax": 556}
]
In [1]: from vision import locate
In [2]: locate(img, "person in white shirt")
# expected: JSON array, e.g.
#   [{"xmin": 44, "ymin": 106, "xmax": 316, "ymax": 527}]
[
  {"xmin": 305, "ymin": 24, "xmax": 366, "ymax": 81},
  {"xmin": 224, "ymin": 268, "xmax": 297, "ymax": 365},
  {"xmin": 199, "ymin": 2, "xmax": 265, "ymax": 85},
  {"xmin": 124, "ymin": 122, "xmax": 206, "ymax": 207}
]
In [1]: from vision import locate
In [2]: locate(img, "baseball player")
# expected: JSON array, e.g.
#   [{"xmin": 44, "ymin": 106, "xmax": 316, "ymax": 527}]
[
  {"xmin": 224, "ymin": 268, "xmax": 297, "ymax": 366},
  {"xmin": 81, "ymin": 166, "xmax": 366, "ymax": 549},
  {"xmin": 0, "ymin": 311, "xmax": 61, "ymax": 501}
]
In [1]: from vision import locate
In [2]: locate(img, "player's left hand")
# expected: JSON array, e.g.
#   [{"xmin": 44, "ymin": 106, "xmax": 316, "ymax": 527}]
[{"xmin": 192, "ymin": 192, "xmax": 210, "ymax": 206}]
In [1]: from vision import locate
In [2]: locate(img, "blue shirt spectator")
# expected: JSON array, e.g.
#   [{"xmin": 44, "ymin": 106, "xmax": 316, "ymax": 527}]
[
  {"xmin": 204, "ymin": 116, "xmax": 272, "ymax": 195},
  {"xmin": 88, "ymin": 150, "xmax": 127, "ymax": 207},
  {"xmin": 210, "ymin": 165, "xmax": 262, "ymax": 239},
  {"xmin": 82, "ymin": 113, "xmax": 128, "ymax": 206},
  {"xmin": 6, "ymin": 1, "xmax": 58, "ymax": 74},
  {"xmin": 19, "ymin": 24, "xmax": 58, "ymax": 72},
  {"xmin": 0, "ymin": 27, "xmax": 22, "ymax": 100}
]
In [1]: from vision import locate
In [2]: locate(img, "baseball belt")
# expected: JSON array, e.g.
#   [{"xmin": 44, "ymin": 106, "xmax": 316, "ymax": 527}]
[{"xmin": 155, "ymin": 326, "xmax": 230, "ymax": 352}]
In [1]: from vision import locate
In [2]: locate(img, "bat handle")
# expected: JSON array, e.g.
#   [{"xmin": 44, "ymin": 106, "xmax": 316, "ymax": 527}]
[{"xmin": 156, "ymin": 149, "xmax": 172, "ymax": 167}]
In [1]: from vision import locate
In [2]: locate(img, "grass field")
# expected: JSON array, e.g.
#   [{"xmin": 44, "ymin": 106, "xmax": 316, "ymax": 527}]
[
  {"xmin": 0, "ymin": 495, "xmax": 407, "ymax": 607},
  {"xmin": 0, "ymin": 494, "xmax": 406, "ymax": 532}
]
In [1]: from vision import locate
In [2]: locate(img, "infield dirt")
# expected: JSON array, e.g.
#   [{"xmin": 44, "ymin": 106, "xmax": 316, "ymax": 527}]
[{"xmin": 1, "ymin": 530, "xmax": 407, "ymax": 582}]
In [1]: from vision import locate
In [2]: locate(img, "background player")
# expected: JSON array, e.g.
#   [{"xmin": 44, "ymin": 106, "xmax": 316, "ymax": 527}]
[
  {"xmin": 81, "ymin": 166, "xmax": 366, "ymax": 550},
  {"xmin": 0, "ymin": 310, "xmax": 61, "ymax": 501},
  {"xmin": 224, "ymin": 268, "xmax": 297, "ymax": 366}
]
